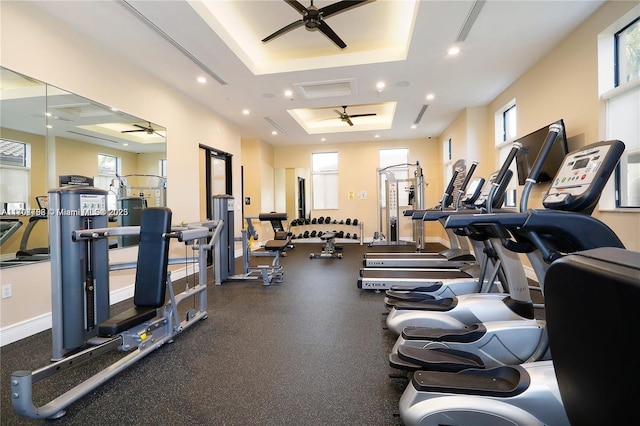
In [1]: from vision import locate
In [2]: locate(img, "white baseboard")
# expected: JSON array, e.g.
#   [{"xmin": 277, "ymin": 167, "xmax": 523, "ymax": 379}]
[
  {"xmin": 0, "ymin": 265, "xmax": 197, "ymax": 347},
  {"xmin": 0, "ymin": 313, "xmax": 52, "ymax": 347}
]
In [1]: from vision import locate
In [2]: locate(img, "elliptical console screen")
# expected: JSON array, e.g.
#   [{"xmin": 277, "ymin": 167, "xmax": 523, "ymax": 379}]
[{"xmin": 544, "ymin": 144, "xmax": 612, "ymax": 205}]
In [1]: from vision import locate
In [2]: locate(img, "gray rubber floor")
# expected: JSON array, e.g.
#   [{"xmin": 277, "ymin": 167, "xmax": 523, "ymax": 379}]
[{"xmin": 2, "ymin": 242, "xmax": 440, "ymax": 425}]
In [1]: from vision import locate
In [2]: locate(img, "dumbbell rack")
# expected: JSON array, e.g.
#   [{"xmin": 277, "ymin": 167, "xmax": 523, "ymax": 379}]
[{"xmin": 289, "ymin": 218, "xmax": 363, "ymax": 245}]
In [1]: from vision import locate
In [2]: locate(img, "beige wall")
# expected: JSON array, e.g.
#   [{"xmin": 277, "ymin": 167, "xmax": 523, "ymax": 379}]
[
  {"xmin": 270, "ymin": 138, "xmax": 443, "ymax": 241},
  {"xmin": 1, "ymin": 1, "xmax": 242, "ymax": 334},
  {"xmin": 483, "ymin": 0, "xmax": 639, "ymax": 250}
]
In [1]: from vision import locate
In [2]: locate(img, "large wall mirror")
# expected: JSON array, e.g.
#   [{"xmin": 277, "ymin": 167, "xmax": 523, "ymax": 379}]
[
  {"xmin": 0, "ymin": 67, "xmax": 167, "ymax": 267},
  {"xmin": 274, "ymin": 168, "xmax": 310, "ymax": 221}
]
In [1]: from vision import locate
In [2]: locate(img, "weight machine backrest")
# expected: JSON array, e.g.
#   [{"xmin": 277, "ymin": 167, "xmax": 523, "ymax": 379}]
[{"xmin": 133, "ymin": 207, "xmax": 172, "ymax": 308}]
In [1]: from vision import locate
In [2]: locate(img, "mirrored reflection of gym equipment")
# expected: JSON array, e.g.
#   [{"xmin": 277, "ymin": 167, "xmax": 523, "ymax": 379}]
[
  {"xmin": 10, "ymin": 186, "xmax": 222, "ymax": 420},
  {"xmin": 110, "ymin": 174, "xmax": 167, "ymax": 247},
  {"xmin": 373, "ymin": 162, "xmax": 427, "ymax": 249},
  {"xmin": 15, "ymin": 196, "xmax": 49, "ymax": 261}
]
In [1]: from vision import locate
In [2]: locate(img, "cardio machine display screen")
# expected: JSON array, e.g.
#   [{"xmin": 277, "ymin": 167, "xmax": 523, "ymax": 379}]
[{"xmin": 572, "ymin": 158, "xmax": 590, "ymax": 170}]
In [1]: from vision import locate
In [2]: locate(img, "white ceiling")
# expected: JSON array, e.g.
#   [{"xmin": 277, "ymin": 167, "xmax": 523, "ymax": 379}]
[{"xmin": 29, "ymin": 0, "xmax": 605, "ymax": 146}]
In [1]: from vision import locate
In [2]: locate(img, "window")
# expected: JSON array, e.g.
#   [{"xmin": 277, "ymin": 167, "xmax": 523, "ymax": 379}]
[
  {"xmin": 379, "ymin": 148, "xmax": 410, "ymax": 207},
  {"xmin": 599, "ymin": 7, "xmax": 640, "ymax": 208},
  {"xmin": 615, "ymin": 17, "xmax": 640, "ymax": 86},
  {"xmin": 442, "ymin": 138, "xmax": 454, "ymax": 193},
  {"xmin": 98, "ymin": 153, "xmax": 118, "ymax": 175},
  {"xmin": 311, "ymin": 152, "xmax": 338, "ymax": 210},
  {"xmin": 95, "ymin": 153, "xmax": 120, "ymax": 210},
  {"xmin": 0, "ymin": 139, "xmax": 31, "ymax": 211},
  {"xmin": 159, "ymin": 159, "xmax": 167, "ymax": 177},
  {"xmin": 503, "ymin": 104, "xmax": 517, "ymax": 142},
  {"xmin": 495, "ymin": 101, "xmax": 518, "ymax": 205}
]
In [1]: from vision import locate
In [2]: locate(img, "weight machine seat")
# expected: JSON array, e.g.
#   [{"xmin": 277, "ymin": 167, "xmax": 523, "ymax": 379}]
[
  {"xmin": 544, "ymin": 247, "xmax": 640, "ymax": 425},
  {"xmin": 258, "ymin": 212, "xmax": 290, "ymax": 240},
  {"xmin": 98, "ymin": 207, "xmax": 172, "ymax": 336},
  {"xmin": 264, "ymin": 239, "xmax": 289, "ymax": 252}
]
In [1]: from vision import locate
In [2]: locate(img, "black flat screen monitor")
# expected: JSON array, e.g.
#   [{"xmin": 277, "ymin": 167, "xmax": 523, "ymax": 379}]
[{"xmin": 515, "ymin": 119, "xmax": 568, "ymax": 185}]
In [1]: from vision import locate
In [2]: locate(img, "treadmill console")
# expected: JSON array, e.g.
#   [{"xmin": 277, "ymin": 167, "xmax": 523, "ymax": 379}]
[{"xmin": 543, "ymin": 140, "xmax": 625, "ymax": 213}]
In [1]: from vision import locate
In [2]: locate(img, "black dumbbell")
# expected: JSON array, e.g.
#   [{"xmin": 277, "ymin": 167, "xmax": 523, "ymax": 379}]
[
  {"xmin": 352, "ymin": 218, "xmax": 358, "ymax": 226},
  {"xmin": 345, "ymin": 218, "xmax": 351, "ymax": 225}
]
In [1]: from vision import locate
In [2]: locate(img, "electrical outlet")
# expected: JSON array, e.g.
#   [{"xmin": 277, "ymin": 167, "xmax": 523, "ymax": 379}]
[{"xmin": 1, "ymin": 284, "xmax": 12, "ymax": 299}]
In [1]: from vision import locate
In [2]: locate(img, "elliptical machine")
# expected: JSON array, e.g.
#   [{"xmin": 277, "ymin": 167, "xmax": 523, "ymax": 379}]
[
  {"xmin": 389, "ymin": 138, "xmax": 626, "ymax": 373},
  {"xmin": 397, "ymin": 139, "xmax": 626, "ymax": 425}
]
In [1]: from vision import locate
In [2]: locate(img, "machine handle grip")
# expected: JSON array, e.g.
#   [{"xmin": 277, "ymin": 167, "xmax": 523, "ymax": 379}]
[{"xmin": 526, "ymin": 123, "xmax": 562, "ymax": 184}]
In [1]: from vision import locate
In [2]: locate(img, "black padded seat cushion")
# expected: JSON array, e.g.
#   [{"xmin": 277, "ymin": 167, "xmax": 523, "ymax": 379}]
[
  {"xmin": 264, "ymin": 239, "xmax": 289, "ymax": 251},
  {"xmin": 98, "ymin": 307, "xmax": 156, "ymax": 336}
]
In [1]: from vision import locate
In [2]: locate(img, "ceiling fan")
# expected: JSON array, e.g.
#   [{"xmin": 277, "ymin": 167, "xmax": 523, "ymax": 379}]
[
  {"xmin": 332, "ymin": 105, "xmax": 376, "ymax": 126},
  {"xmin": 262, "ymin": 0, "xmax": 371, "ymax": 49},
  {"xmin": 121, "ymin": 122, "xmax": 158, "ymax": 135}
]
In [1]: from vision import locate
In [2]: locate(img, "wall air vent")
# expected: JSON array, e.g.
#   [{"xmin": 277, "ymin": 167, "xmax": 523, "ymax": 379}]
[
  {"xmin": 456, "ymin": 0, "xmax": 486, "ymax": 42},
  {"xmin": 293, "ymin": 78, "xmax": 357, "ymax": 100},
  {"xmin": 414, "ymin": 104, "xmax": 429, "ymax": 125},
  {"xmin": 263, "ymin": 117, "xmax": 286, "ymax": 134}
]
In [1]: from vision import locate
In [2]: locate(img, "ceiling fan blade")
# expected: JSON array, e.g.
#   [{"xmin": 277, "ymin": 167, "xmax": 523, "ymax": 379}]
[
  {"xmin": 285, "ymin": 0, "xmax": 308, "ymax": 15},
  {"xmin": 121, "ymin": 123, "xmax": 146, "ymax": 133},
  {"xmin": 333, "ymin": 109, "xmax": 343, "ymax": 116},
  {"xmin": 262, "ymin": 19, "xmax": 305, "ymax": 42},
  {"xmin": 345, "ymin": 117, "xmax": 354, "ymax": 126},
  {"xmin": 319, "ymin": 0, "xmax": 369, "ymax": 19},
  {"xmin": 348, "ymin": 113, "xmax": 377, "ymax": 118},
  {"xmin": 317, "ymin": 21, "xmax": 346, "ymax": 49}
]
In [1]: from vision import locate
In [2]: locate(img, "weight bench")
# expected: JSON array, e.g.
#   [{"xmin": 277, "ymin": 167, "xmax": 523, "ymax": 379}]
[
  {"xmin": 230, "ymin": 212, "xmax": 291, "ymax": 285},
  {"xmin": 310, "ymin": 231, "xmax": 343, "ymax": 259},
  {"xmin": 98, "ymin": 207, "xmax": 171, "ymax": 336}
]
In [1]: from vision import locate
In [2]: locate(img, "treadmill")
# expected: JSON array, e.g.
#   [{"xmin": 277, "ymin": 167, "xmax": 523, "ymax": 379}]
[
  {"xmin": 357, "ymin": 169, "xmax": 513, "ymax": 291},
  {"xmin": 363, "ymin": 163, "xmax": 480, "ymax": 269}
]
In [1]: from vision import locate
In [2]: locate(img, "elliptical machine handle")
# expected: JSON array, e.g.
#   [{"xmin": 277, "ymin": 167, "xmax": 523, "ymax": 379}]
[
  {"xmin": 519, "ymin": 124, "xmax": 562, "ymax": 212},
  {"xmin": 454, "ymin": 161, "xmax": 478, "ymax": 210},
  {"xmin": 440, "ymin": 168, "xmax": 460, "ymax": 210},
  {"xmin": 487, "ymin": 142, "xmax": 521, "ymax": 213}
]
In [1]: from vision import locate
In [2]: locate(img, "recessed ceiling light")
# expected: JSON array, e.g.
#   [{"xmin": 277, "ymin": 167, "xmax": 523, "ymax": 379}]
[
  {"xmin": 448, "ymin": 46, "xmax": 460, "ymax": 56},
  {"xmin": 284, "ymin": 90, "xmax": 293, "ymax": 98},
  {"xmin": 242, "ymin": 109, "xmax": 250, "ymax": 115},
  {"xmin": 426, "ymin": 93, "xmax": 435, "ymax": 101},
  {"xmin": 376, "ymin": 81, "xmax": 386, "ymax": 90},
  {"xmin": 46, "ymin": 124, "xmax": 53, "ymax": 129},
  {"xmin": 321, "ymin": 138, "xmax": 326, "ymax": 142},
  {"xmin": 111, "ymin": 107, "xmax": 119, "ymax": 112},
  {"xmin": 45, "ymin": 112, "xmax": 52, "ymax": 117},
  {"xmin": 271, "ymin": 131, "xmax": 277, "ymax": 135},
  {"xmin": 123, "ymin": 143, "xmax": 129, "ymax": 146},
  {"xmin": 411, "ymin": 124, "xmax": 417, "ymax": 129},
  {"xmin": 197, "ymin": 76, "xmax": 207, "ymax": 84},
  {"xmin": 374, "ymin": 134, "xmax": 380, "ymax": 138}
]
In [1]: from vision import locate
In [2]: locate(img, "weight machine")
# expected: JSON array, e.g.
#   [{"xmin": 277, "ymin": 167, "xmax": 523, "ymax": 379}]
[
  {"xmin": 373, "ymin": 162, "xmax": 427, "ymax": 249},
  {"xmin": 212, "ymin": 195, "xmax": 291, "ymax": 285},
  {"xmin": 10, "ymin": 186, "xmax": 222, "ymax": 420}
]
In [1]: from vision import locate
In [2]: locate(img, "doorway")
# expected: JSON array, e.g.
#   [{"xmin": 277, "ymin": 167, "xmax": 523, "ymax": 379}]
[
  {"xmin": 199, "ymin": 144, "xmax": 232, "ymax": 221},
  {"xmin": 297, "ymin": 177, "xmax": 306, "ymax": 220}
]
